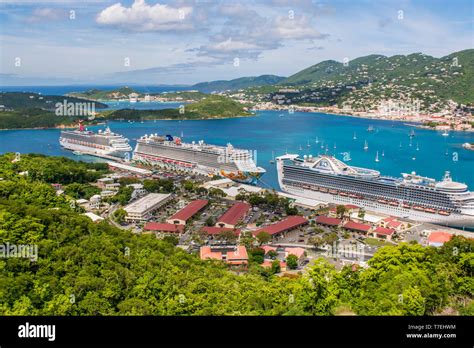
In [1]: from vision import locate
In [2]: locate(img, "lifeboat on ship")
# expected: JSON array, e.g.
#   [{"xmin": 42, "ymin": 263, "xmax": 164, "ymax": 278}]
[
  {"xmin": 438, "ymin": 210, "xmax": 451, "ymax": 216},
  {"xmin": 413, "ymin": 206, "xmax": 424, "ymax": 211},
  {"xmin": 402, "ymin": 203, "xmax": 411, "ymax": 209},
  {"xmin": 320, "ymin": 188, "xmax": 328, "ymax": 193},
  {"xmin": 377, "ymin": 199, "xmax": 388, "ymax": 204},
  {"xmin": 349, "ymin": 193, "xmax": 358, "ymax": 198},
  {"xmin": 339, "ymin": 192, "xmax": 348, "ymax": 196},
  {"xmin": 389, "ymin": 201, "xmax": 399, "ymax": 206},
  {"xmin": 424, "ymin": 208, "xmax": 436, "ymax": 214},
  {"xmin": 329, "ymin": 189, "xmax": 338, "ymax": 194}
]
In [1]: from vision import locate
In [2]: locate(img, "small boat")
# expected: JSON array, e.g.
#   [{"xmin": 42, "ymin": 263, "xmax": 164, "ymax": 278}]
[
  {"xmin": 299, "ymin": 145, "xmax": 303, "ymax": 151},
  {"xmin": 364, "ymin": 140, "xmax": 368, "ymax": 151},
  {"xmin": 181, "ymin": 131, "xmax": 184, "ymax": 138},
  {"xmin": 445, "ymin": 149, "xmax": 449, "ymax": 156},
  {"xmin": 333, "ymin": 143, "xmax": 336, "ymax": 149},
  {"xmin": 416, "ymin": 143, "xmax": 419, "ymax": 151},
  {"xmin": 279, "ymin": 113, "xmax": 284, "ymax": 117},
  {"xmin": 269, "ymin": 151, "xmax": 275, "ymax": 164},
  {"xmin": 409, "ymin": 139, "xmax": 413, "ymax": 147},
  {"xmin": 73, "ymin": 151, "xmax": 83, "ymax": 156},
  {"xmin": 412, "ymin": 156, "xmax": 416, "ymax": 161},
  {"xmin": 382, "ymin": 150, "xmax": 385, "ymax": 157},
  {"xmin": 375, "ymin": 151, "xmax": 380, "ymax": 162},
  {"xmin": 353, "ymin": 132, "xmax": 357, "ymax": 140},
  {"xmin": 442, "ymin": 130, "xmax": 449, "ymax": 137},
  {"xmin": 315, "ymin": 137, "xmax": 319, "ymax": 144},
  {"xmin": 409, "ymin": 129, "xmax": 415, "ymax": 138},
  {"xmin": 367, "ymin": 125, "xmax": 375, "ymax": 132},
  {"xmin": 307, "ymin": 140, "xmax": 311, "ymax": 148}
]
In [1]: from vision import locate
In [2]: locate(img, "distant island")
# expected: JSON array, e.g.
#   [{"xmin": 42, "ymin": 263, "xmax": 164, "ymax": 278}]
[
  {"xmin": 0, "ymin": 92, "xmax": 253, "ymax": 130},
  {"xmin": 101, "ymin": 95, "xmax": 253, "ymax": 121}
]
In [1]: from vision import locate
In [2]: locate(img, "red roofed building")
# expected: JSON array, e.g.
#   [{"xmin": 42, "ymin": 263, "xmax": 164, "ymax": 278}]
[
  {"xmin": 285, "ymin": 247, "xmax": 306, "ymax": 265},
  {"xmin": 315, "ymin": 215, "xmax": 342, "ymax": 226},
  {"xmin": 253, "ymin": 216, "xmax": 308, "ymax": 238},
  {"xmin": 261, "ymin": 260, "xmax": 287, "ymax": 272},
  {"xmin": 372, "ymin": 227, "xmax": 395, "ymax": 241},
  {"xmin": 166, "ymin": 199, "xmax": 208, "ymax": 225},
  {"xmin": 427, "ymin": 231, "xmax": 453, "ymax": 247},
  {"xmin": 216, "ymin": 202, "xmax": 251, "ymax": 228},
  {"xmin": 143, "ymin": 222, "xmax": 185, "ymax": 234},
  {"xmin": 200, "ymin": 245, "xmax": 248, "ymax": 270},
  {"xmin": 343, "ymin": 220, "xmax": 371, "ymax": 233},
  {"xmin": 261, "ymin": 245, "xmax": 277, "ymax": 254},
  {"xmin": 201, "ymin": 226, "xmax": 241, "ymax": 237}
]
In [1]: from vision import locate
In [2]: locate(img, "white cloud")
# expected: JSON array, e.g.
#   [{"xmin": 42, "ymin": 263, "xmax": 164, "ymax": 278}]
[
  {"xmin": 96, "ymin": 0, "xmax": 193, "ymax": 32},
  {"xmin": 26, "ymin": 8, "xmax": 66, "ymax": 23}
]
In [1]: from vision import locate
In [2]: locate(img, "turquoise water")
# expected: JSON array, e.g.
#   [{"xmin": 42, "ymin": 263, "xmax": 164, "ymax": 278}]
[{"xmin": 1, "ymin": 110, "xmax": 473, "ymax": 190}]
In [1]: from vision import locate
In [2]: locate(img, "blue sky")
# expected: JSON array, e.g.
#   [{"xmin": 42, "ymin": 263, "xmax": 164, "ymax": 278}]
[{"xmin": 0, "ymin": 0, "xmax": 472, "ymax": 85}]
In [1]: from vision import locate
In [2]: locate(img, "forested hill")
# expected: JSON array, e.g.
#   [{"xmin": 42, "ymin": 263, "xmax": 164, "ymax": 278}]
[
  {"xmin": 0, "ymin": 153, "xmax": 472, "ymax": 316},
  {"xmin": 192, "ymin": 75, "xmax": 286, "ymax": 93},
  {"xmin": 281, "ymin": 49, "xmax": 474, "ymax": 104},
  {"xmin": 0, "ymin": 92, "xmax": 108, "ymax": 110},
  {"xmin": 103, "ymin": 95, "xmax": 253, "ymax": 120}
]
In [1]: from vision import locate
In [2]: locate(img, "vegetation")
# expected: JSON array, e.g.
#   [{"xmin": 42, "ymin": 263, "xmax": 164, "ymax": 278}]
[
  {"xmin": 101, "ymin": 95, "xmax": 253, "ymax": 121},
  {"xmin": 192, "ymin": 75, "xmax": 285, "ymax": 93},
  {"xmin": 0, "ymin": 92, "xmax": 107, "ymax": 111},
  {"xmin": 0, "ymin": 153, "xmax": 472, "ymax": 316},
  {"xmin": 0, "ymin": 108, "xmax": 76, "ymax": 130}
]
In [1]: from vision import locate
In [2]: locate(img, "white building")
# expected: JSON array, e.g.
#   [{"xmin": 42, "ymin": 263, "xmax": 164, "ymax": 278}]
[
  {"xmin": 124, "ymin": 193, "xmax": 172, "ymax": 222},
  {"xmin": 127, "ymin": 183, "xmax": 147, "ymax": 199},
  {"xmin": 89, "ymin": 194, "xmax": 102, "ymax": 209}
]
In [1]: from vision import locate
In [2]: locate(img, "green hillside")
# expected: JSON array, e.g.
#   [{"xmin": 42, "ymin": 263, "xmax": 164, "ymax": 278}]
[
  {"xmin": 0, "ymin": 92, "xmax": 108, "ymax": 110},
  {"xmin": 193, "ymin": 75, "xmax": 285, "ymax": 93},
  {"xmin": 68, "ymin": 87, "xmax": 140, "ymax": 100},
  {"xmin": 281, "ymin": 49, "xmax": 474, "ymax": 105},
  {"xmin": 104, "ymin": 95, "xmax": 253, "ymax": 120}
]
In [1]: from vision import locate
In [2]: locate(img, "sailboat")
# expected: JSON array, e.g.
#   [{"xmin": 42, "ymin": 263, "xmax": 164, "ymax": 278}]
[
  {"xmin": 320, "ymin": 141, "xmax": 324, "ymax": 149},
  {"xmin": 367, "ymin": 125, "xmax": 375, "ymax": 132},
  {"xmin": 325, "ymin": 145, "xmax": 329, "ymax": 154},
  {"xmin": 315, "ymin": 137, "xmax": 320, "ymax": 144},
  {"xmin": 382, "ymin": 150, "xmax": 385, "ymax": 157},
  {"xmin": 445, "ymin": 149, "xmax": 449, "ymax": 156},
  {"xmin": 333, "ymin": 143, "xmax": 337, "ymax": 149},
  {"xmin": 399, "ymin": 142, "xmax": 402, "ymax": 148},
  {"xmin": 442, "ymin": 130, "xmax": 449, "ymax": 137},
  {"xmin": 409, "ymin": 138, "xmax": 413, "ymax": 147},
  {"xmin": 364, "ymin": 140, "xmax": 368, "ymax": 151},
  {"xmin": 353, "ymin": 132, "xmax": 357, "ymax": 140},
  {"xmin": 269, "ymin": 151, "xmax": 275, "ymax": 164},
  {"xmin": 307, "ymin": 140, "xmax": 311, "ymax": 148},
  {"xmin": 409, "ymin": 129, "xmax": 415, "ymax": 138},
  {"xmin": 375, "ymin": 151, "xmax": 380, "ymax": 162},
  {"xmin": 299, "ymin": 144, "xmax": 303, "ymax": 151},
  {"xmin": 416, "ymin": 143, "xmax": 419, "ymax": 151},
  {"xmin": 181, "ymin": 130, "xmax": 184, "ymax": 138}
]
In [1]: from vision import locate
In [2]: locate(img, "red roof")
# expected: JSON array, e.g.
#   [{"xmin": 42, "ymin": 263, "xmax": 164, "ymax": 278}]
[
  {"xmin": 345, "ymin": 204, "xmax": 359, "ymax": 209},
  {"xmin": 261, "ymin": 245, "xmax": 277, "ymax": 254},
  {"xmin": 144, "ymin": 222, "xmax": 184, "ymax": 233},
  {"xmin": 387, "ymin": 220, "xmax": 402, "ymax": 228},
  {"xmin": 217, "ymin": 202, "xmax": 251, "ymax": 226},
  {"xmin": 373, "ymin": 227, "xmax": 395, "ymax": 236},
  {"xmin": 227, "ymin": 246, "xmax": 248, "ymax": 261},
  {"xmin": 428, "ymin": 231, "xmax": 453, "ymax": 244},
  {"xmin": 383, "ymin": 216, "xmax": 397, "ymax": 222},
  {"xmin": 201, "ymin": 226, "xmax": 241, "ymax": 236},
  {"xmin": 168, "ymin": 199, "xmax": 208, "ymax": 222},
  {"xmin": 253, "ymin": 216, "xmax": 308, "ymax": 236},
  {"xmin": 344, "ymin": 220, "xmax": 371, "ymax": 232},
  {"xmin": 286, "ymin": 247, "xmax": 306, "ymax": 258},
  {"xmin": 315, "ymin": 215, "xmax": 342, "ymax": 226}
]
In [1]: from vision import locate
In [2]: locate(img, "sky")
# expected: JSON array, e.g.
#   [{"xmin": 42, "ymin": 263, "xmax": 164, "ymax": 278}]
[{"xmin": 0, "ymin": 0, "xmax": 473, "ymax": 85}]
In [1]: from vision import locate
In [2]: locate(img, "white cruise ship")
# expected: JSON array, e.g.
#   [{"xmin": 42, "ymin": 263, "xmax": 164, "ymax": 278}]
[
  {"xmin": 277, "ymin": 154, "xmax": 474, "ymax": 229},
  {"xmin": 59, "ymin": 124, "xmax": 132, "ymax": 159},
  {"xmin": 133, "ymin": 133, "xmax": 265, "ymax": 184}
]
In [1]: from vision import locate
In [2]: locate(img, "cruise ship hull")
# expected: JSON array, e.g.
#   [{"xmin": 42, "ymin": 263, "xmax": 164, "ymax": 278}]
[
  {"xmin": 281, "ymin": 184, "xmax": 474, "ymax": 229},
  {"xmin": 133, "ymin": 142, "xmax": 265, "ymax": 184},
  {"xmin": 60, "ymin": 139, "xmax": 130, "ymax": 160},
  {"xmin": 276, "ymin": 155, "xmax": 474, "ymax": 229}
]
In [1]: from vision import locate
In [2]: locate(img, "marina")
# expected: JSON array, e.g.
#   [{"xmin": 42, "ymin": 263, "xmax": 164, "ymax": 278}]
[{"xmin": 1, "ymin": 109, "xmax": 473, "ymax": 192}]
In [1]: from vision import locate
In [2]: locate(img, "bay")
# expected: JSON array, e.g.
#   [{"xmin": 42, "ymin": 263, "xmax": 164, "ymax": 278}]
[{"xmin": 1, "ymin": 110, "xmax": 473, "ymax": 190}]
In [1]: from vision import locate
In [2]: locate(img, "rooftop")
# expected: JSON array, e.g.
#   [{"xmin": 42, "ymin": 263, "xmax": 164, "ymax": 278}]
[
  {"xmin": 217, "ymin": 201, "xmax": 251, "ymax": 226},
  {"xmin": 201, "ymin": 226, "xmax": 241, "ymax": 236},
  {"xmin": 144, "ymin": 222, "xmax": 184, "ymax": 233},
  {"xmin": 124, "ymin": 193, "xmax": 171, "ymax": 214},
  {"xmin": 344, "ymin": 220, "xmax": 371, "ymax": 232},
  {"xmin": 373, "ymin": 227, "xmax": 395, "ymax": 236},
  {"xmin": 253, "ymin": 216, "xmax": 308, "ymax": 236},
  {"xmin": 428, "ymin": 231, "xmax": 453, "ymax": 244},
  {"xmin": 168, "ymin": 199, "xmax": 208, "ymax": 222},
  {"xmin": 315, "ymin": 215, "xmax": 342, "ymax": 226}
]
